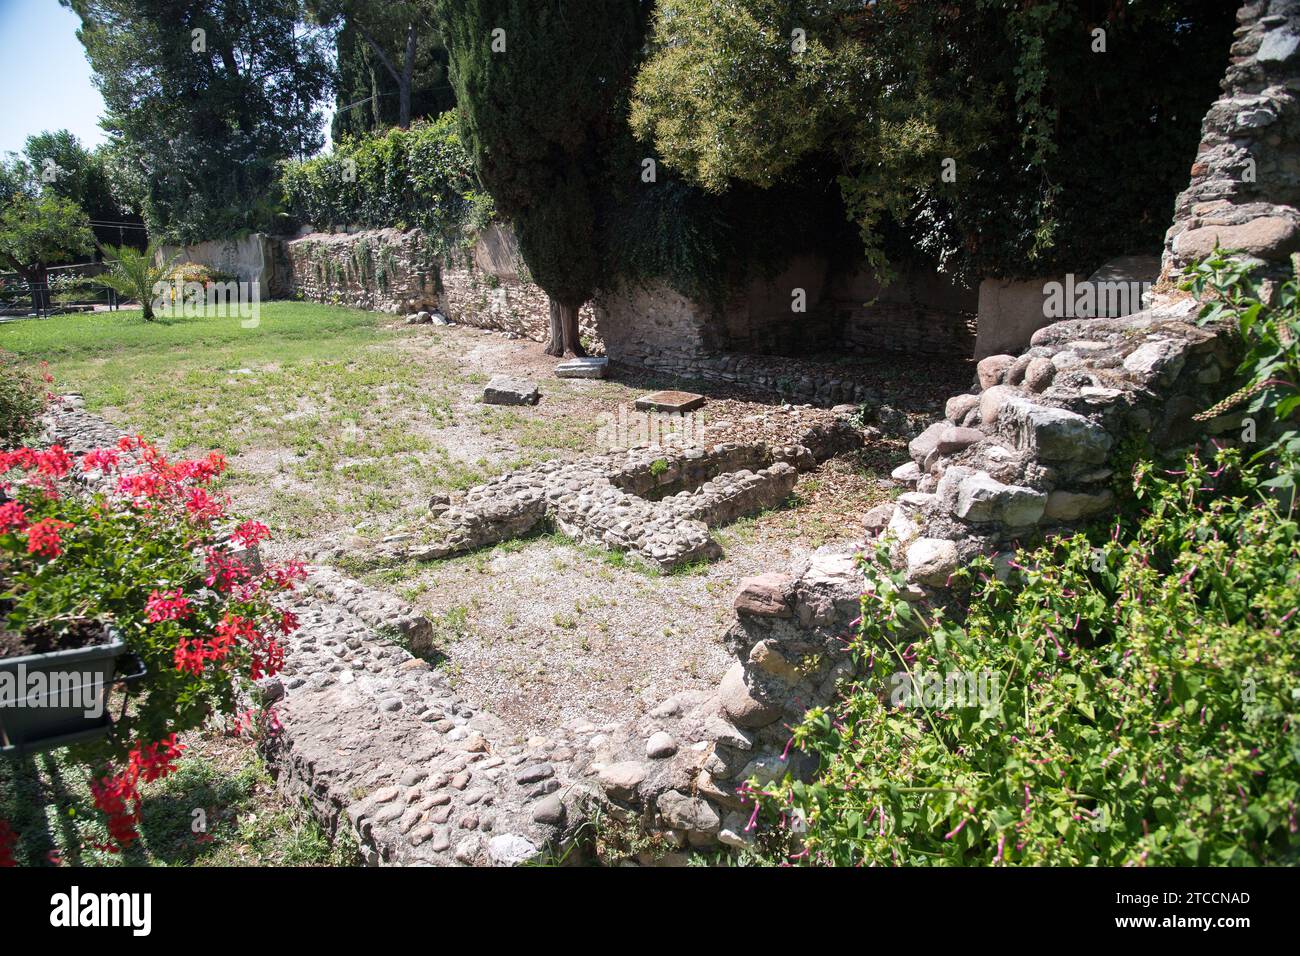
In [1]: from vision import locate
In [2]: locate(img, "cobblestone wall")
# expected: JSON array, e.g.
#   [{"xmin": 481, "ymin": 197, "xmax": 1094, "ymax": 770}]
[
  {"xmin": 283, "ymin": 225, "xmax": 599, "ymax": 346},
  {"xmin": 594, "ymin": 262, "xmax": 977, "ymax": 380},
  {"xmin": 1163, "ymin": 0, "xmax": 1300, "ymax": 284}
]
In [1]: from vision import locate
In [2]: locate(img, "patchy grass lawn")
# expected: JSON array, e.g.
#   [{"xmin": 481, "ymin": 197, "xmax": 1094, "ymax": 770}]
[
  {"xmin": 3, "ymin": 301, "xmax": 902, "ymax": 738},
  {"xmin": 0, "ymin": 727, "xmax": 358, "ymax": 867},
  {"xmin": 0, "ymin": 303, "xmax": 606, "ymax": 549}
]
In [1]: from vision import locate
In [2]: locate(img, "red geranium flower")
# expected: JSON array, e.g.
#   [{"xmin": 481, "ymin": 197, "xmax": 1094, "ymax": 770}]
[
  {"xmin": 25, "ymin": 518, "xmax": 71, "ymax": 558},
  {"xmin": 268, "ymin": 559, "xmax": 307, "ymax": 591},
  {"xmin": 90, "ymin": 734, "xmax": 185, "ymax": 848},
  {"xmin": 173, "ymin": 638, "xmax": 207, "ymax": 675},
  {"xmin": 0, "ymin": 501, "xmax": 27, "ymax": 533},
  {"xmin": 80, "ymin": 448, "xmax": 121, "ymax": 474},
  {"xmin": 145, "ymin": 588, "xmax": 191, "ymax": 623},
  {"xmin": 183, "ymin": 487, "xmax": 226, "ymax": 524},
  {"xmin": 34, "ymin": 446, "xmax": 72, "ymax": 478},
  {"xmin": 232, "ymin": 520, "xmax": 270, "ymax": 547},
  {"xmin": 204, "ymin": 548, "xmax": 251, "ymax": 592}
]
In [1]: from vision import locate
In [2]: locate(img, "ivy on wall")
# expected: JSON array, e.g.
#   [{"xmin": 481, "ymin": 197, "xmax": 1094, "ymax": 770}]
[{"xmin": 279, "ymin": 110, "xmax": 494, "ymax": 260}]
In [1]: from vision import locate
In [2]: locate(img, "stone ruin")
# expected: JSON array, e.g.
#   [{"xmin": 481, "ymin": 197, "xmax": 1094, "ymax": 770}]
[
  {"xmin": 33, "ymin": 1, "xmax": 1280, "ymax": 865},
  {"xmin": 1162, "ymin": 0, "xmax": 1300, "ymax": 286},
  {"xmin": 253, "ymin": 275, "xmax": 1243, "ymax": 865},
  {"xmin": 551, "ymin": 0, "xmax": 1300, "ymax": 857},
  {"xmin": 348, "ymin": 420, "xmax": 861, "ymax": 575},
  {"xmin": 233, "ymin": 0, "xmax": 1300, "ymax": 865}
]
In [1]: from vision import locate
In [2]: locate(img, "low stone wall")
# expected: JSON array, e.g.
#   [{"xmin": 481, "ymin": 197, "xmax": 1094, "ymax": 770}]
[
  {"xmin": 263, "ymin": 581, "xmax": 589, "ymax": 866},
  {"xmin": 331, "ymin": 421, "xmax": 861, "ymax": 573},
  {"xmin": 282, "ymin": 225, "xmax": 600, "ymax": 347}
]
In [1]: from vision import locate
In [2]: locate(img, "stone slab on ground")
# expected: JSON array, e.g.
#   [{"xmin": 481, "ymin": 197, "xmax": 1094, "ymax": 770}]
[
  {"xmin": 555, "ymin": 357, "xmax": 608, "ymax": 379},
  {"xmin": 483, "ymin": 376, "xmax": 539, "ymax": 406},
  {"xmin": 634, "ymin": 389, "xmax": 705, "ymax": 413}
]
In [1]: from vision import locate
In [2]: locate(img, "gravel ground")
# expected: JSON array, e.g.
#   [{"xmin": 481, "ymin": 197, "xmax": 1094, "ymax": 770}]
[
  {"xmin": 62, "ymin": 317, "xmax": 960, "ymax": 741},
  {"xmin": 283, "ymin": 323, "xmax": 952, "ymax": 738}
]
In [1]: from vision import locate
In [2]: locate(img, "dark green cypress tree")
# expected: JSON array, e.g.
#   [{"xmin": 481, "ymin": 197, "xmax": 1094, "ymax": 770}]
[{"xmin": 439, "ymin": 1, "xmax": 648, "ymax": 356}]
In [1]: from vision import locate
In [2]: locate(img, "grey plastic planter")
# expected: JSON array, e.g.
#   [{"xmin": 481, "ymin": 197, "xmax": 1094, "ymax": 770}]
[{"xmin": 0, "ymin": 629, "xmax": 133, "ymax": 757}]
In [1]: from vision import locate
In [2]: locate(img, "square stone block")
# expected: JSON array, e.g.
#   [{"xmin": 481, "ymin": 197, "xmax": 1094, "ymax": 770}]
[
  {"xmin": 634, "ymin": 390, "xmax": 705, "ymax": 413},
  {"xmin": 483, "ymin": 376, "xmax": 539, "ymax": 406}
]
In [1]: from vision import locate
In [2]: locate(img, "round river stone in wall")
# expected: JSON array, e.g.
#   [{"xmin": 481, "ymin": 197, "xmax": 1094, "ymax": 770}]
[{"xmin": 718, "ymin": 662, "xmax": 783, "ymax": 728}]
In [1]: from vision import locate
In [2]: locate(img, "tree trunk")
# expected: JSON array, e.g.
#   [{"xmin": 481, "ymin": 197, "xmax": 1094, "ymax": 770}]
[
  {"xmin": 544, "ymin": 298, "xmax": 588, "ymax": 357},
  {"xmin": 399, "ymin": 24, "xmax": 416, "ymax": 128},
  {"xmin": 22, "ymin": 264, "xmax": 49, "ymax": 315},
  {"xmin": 369, "ymin": 62, "xmax": 382, "ymax": 129},
  {"xmin": 559, "ymin": 300, "xmax": 587, "ymax": 357},
  {"xmin": 544, "ymin": 298, "xmax": 565, "ymax": 357}
]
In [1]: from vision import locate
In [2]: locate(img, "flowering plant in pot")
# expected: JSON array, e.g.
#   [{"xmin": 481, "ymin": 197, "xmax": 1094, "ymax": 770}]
[{"xmin": 0, "ymin": 434, "xmax": 305, "ymax": 857}]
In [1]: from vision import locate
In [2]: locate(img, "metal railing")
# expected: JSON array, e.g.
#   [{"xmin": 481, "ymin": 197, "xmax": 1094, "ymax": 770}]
[{"xmin": 0, "ymin": 262, "xmax": 121, "ymax": 318}]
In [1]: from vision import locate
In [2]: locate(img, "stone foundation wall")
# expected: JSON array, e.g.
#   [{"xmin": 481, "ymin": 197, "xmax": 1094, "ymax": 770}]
[
  {"xmin": 593, "ymin": 262, "xmax": 978, "ymax": 379},
  {"xmin": 716, "ymin": 255, "xmax": 840, "ymax": 356},
  {"xmin": 333, "ymin": 422, "xmax": 862, "ymax": 574},
  {"xmin": 283, "ymin": 224, "xmax": 599, "ymax": 346},
  {"xmin": 1162, "ymin": 0, "xmax": 1300, "ymax": 283},
  {"xmin": 591, "ymin": 279, "xmax": 715, "ymax": 367}
]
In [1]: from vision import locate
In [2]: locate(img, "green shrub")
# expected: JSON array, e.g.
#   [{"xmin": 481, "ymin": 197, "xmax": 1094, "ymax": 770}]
[
  {"xmin": 167, "ymin": 261, "xmax": 237, "ymax": 287},
  {"xmin": 760, "ymin": 448, "xmax": 1300, "ymax": 865},
  {"xmin": 629, "ymin": 0, "xmax": 1235, "ymax": 282},
  {"xmin": 1184, "ymin": 249, "xmax": 1300, "ymax": 488},
  {"xmin": 0, "ymin": 353, "xmax": 46, "ymax": 446},
  {"xmin": 279, "ymin": 111, "xmax": 491, "ymax": 259}
]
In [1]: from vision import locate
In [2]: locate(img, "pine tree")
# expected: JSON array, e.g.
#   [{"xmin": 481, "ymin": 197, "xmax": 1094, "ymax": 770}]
[{"xmin": 438, "ymin": 0, "xmax": 648, "ymax": 356}]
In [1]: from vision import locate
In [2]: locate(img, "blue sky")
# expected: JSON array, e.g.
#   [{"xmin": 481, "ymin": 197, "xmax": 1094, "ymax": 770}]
[
  {"xmin": 0, "ymin": 0, "xmax": 336, "ymax": 160},
  {"xmin": 0, "ymin": 0, "xmax": 109, "ymax": 157}
]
